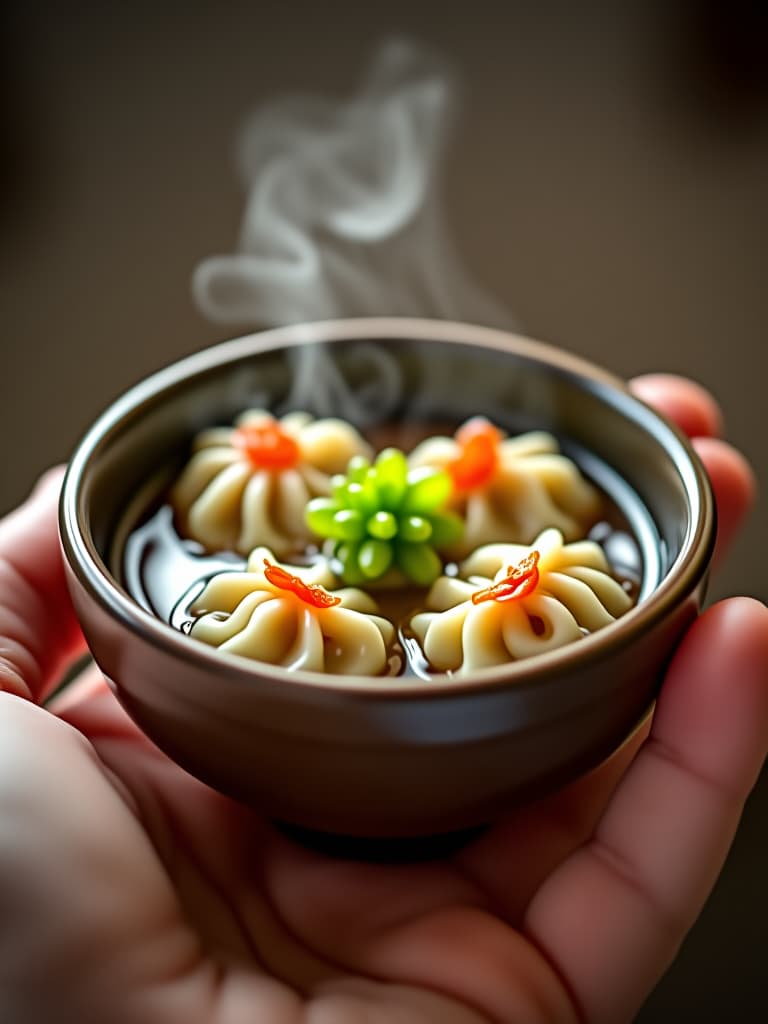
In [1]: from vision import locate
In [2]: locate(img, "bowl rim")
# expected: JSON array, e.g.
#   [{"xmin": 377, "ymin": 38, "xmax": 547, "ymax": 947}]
[{"xmin": 60, "ymin": 316, "xmax": 716, "ymax": 699}]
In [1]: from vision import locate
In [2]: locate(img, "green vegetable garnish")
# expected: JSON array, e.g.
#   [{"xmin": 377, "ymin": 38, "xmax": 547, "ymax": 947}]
[{"xmin": 306, "ymin": 447, "xmax": 463, "ymax": 585}]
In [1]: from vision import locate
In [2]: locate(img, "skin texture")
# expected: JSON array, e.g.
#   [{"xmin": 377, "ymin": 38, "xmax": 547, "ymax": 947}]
[{"xmin": 0, "ymin": 374, "xmax": 765, "ymax": 1024}]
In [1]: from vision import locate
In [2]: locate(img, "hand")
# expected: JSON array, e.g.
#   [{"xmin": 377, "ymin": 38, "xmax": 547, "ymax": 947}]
[{"xmin": 1, "ymin": 376, "xmax": 765, "ymax": 1024}]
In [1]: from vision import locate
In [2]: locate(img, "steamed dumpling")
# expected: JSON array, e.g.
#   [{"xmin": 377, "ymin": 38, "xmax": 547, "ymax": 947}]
[
  {"xmin": 189, "ymin": 547, "xmax": 394, "ymax": 675},
  {"xmin": 410, "ymin": 528, "xmax": 633, "ymax": 674},
  {"xmin": 408, "ymin": 418, "xmax": 600, "ymax": 556},
  {"xmin": 170, "ymin": 410, "xmax": 372, "ymax": 556}
]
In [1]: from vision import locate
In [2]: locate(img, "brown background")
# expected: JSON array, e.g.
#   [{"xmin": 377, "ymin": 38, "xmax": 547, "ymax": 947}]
[{"xmin": 1, "ymin": 2, "xmax": 766, "ymax": 1018}]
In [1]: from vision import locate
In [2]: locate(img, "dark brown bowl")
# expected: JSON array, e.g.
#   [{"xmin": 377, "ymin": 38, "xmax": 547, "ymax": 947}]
[{"xmin": 59, "ymin": 318, "xmax": 715, "ymax": 837}]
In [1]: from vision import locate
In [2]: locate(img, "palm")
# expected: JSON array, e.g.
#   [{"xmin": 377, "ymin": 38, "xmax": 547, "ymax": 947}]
[
  {"xmin": 12, "ymin": 679, "xmax": 612, "ymax": 1021},
  {"xmin": 1, "ymin": 375, "xmax": 766, "ymax": 1024}
]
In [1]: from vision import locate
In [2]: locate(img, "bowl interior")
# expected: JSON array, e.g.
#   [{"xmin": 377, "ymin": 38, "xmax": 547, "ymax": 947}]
[{"xmin": 73, "ymin": 321, "xmax": 704, "ymax": 644}]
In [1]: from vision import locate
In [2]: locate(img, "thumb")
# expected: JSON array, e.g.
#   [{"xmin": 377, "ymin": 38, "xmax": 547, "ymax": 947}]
[{"xmin": 0, "ymin": 468, "xmax": 87, "ymax": 703}]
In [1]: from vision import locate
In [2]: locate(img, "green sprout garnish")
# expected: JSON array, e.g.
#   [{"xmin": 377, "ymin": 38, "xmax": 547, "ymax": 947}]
[{"xmin": 305, "ymin": 448, "xmax": 464, "ymax": 585}]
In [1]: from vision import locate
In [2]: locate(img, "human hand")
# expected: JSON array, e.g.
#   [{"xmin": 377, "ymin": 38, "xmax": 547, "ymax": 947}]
[{"xmin": 1, "ymin": 376, "xmax": 765, "ymax": 1024}]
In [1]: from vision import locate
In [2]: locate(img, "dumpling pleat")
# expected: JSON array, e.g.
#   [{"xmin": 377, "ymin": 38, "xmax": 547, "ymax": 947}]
[
  {"xmin": 550, "ymin": 540, "xmax": 610, "ymax": 571},
  {"xmin": 464, "ymin": 489, "xmax": 527, "ymax": 548},
  {"xmin": 319, "ymin": 607, "xmax": 391, "ymax": 676},
  {"xmin": 236, "ymin": 410, "xmax": 276, "ymax": 429},
  {"xmin": 413, "ymin": 604, "xmax": 470, "ymax": 671},
  {"xmin": 171, "ymin": 448, "xmax": 240, "ymax": 509},
  {"xmin": 510, "ymin": 452, "xmax": 599, "ymax": 520},
  {"xmin": 298, "ymin": 418, "xmax": 373, "ymax": 475},
  {"xmin": 541, "ymin": 572, "xmax": 618, "ymax": 632},
  {"xmin": 299, "ymin": 463, "xmax": 333, "ymax": 495},
  {"xmin": 425, "ymin": 575, "xmax": 480, "ymax": 612},
  {"xmin": 238, "ymin": 471, "xmax": 291, "ymax": 555},
  {"xmin": 492, "ymin": 471, "xmax": 579, "ymax": 544},
  {"xmin": 566, "ymin": 566, "xmax": 634, "ymax": 617},
  {"xmin": 273, "ymin": 468, "xmax": 312, "ymax": 540},
  {"xmin": 191, "ymin": 591, "xmax": 281, "ymax": 651},
  {"xmin": 460, "ymin": 542, "xmax": 530, "ymax": 580},
  {"xmin": 461, "ymin": 602, "xmax": 515, "ymax": 671},
  {"xmin": 502, "ymin": 593, "xmax": 583, "ymax": 659},
  {"xmin": 283, "ymin": 608, "xmax": 325, "ymax": 673},
  {"xmin": 498, "ymin": 431, "xmax": 559, "ymax": 459},
  {"xmin": 221, "ymin": 597, "xmax": 300, "ymax": 663},
  {"xmin": 188, "ymin": 460, "xmax": 252, "ymax": 550},
  {"xmin": 407, "ymin": 436, "xmax": 462, "ymax": 470},
  {"xmin": 192, "ymin": 572, "xmax": 275, "ymax": 615},
  {"xmin": 193, "ymin": 427, "xmax": 236, "ymax": 451}
]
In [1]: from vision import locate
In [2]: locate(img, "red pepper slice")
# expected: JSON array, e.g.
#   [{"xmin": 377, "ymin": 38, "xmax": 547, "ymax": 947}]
[
  {"xmin": 447, "ymin": 418, "xmax": 502, "ymax": 492},
  {"xmin": 471, "ymin": 550, "xmax": 541, "ymax": 605},
  {"xmin": 263, "ymin": 559, "xmax": 341, "ymax": 608},
  {"xmin": 233, "ymin": 421, "xmax": 300, "ymax": 470}
]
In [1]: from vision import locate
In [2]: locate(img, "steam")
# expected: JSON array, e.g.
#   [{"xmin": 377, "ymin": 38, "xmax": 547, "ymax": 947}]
[{"xmin": 192, "ymin": 38, "xmax": 513, "ymax": 331}]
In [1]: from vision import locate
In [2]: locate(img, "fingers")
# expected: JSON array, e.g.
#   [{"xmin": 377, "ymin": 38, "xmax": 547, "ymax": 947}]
[
  {"xmin": 456, "ymin": 714, "xmax": 651, "ymax": 924},
  {"xmin": 524, "ymin": 597, "xmax": 768, "ymax": 1024},
  {"xmin": 0, "ymin": 468, "xmax": 86, "ymax": 703},
  {"xmin": 691, "ymin": 437, "xmax": 756, "ymax": 568},
  {"xmin": 0, "ymin": 692, "xmax": 225, "ymax": 1024},
  {"xmin": 629, "ymin": 374, "xmax": 723, "ymax": 439},
  {"xmin": 629, "ymin": 374, "xmax": 756, "ymax": 569}
]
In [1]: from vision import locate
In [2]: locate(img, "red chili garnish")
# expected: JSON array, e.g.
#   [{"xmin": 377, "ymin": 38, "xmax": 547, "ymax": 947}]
[
  {"xmin": 263, "ymin": 559, "xmax": 341, "ymax": 608},
  {"xmin": 471, "ymin": 550, "xmax": 541, "ymax": 605},
  {"xmin": 233, "ymin": 420, "xmax": 301, "ymax": 470},
  {"xmin": 447, "ymin": 418, "xmax": 502, "ymax": 492}
]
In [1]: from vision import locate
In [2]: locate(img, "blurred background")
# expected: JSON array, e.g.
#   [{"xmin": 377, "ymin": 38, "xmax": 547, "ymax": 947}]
[{"xmin": 1, "ymin": 1, "xmax": 765, "ymax": 1017}]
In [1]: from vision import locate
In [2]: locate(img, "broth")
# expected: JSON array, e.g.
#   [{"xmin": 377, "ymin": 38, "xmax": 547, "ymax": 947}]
[{"xmin": 113, "ymin": 421, "xmax": 650, "ymax": 680}]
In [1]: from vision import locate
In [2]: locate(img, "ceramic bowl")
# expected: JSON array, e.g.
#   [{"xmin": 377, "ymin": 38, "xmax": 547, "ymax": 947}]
[{"xmin": 59, "ymin": 318, "xmax": 715, "ymax": 838}]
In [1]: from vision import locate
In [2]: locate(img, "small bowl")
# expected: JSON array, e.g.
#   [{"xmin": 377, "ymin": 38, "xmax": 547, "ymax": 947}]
[{"xmin": 60, "ymin": 318, "xmax": 715, "ymax": 838}]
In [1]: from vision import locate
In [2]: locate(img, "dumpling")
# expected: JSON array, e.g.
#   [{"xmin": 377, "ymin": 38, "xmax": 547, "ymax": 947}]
[
  {"xmin": 408, "ymin": 417, "xmax": 600, "ymax": 555},
  {"xmin": 410, "ymin": 528, "xmax": 633, "ymax": 674},
  {"xmin": 170, "ymin": 410, "xmax": 372, "ymax": 556},
  {"xmin": 188, "ymin": 547, "xmax": 395, "ymax": 676}
]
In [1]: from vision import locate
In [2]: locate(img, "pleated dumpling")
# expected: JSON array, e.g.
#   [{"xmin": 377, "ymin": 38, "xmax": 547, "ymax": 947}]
[
  {"xmin": 170, "ymin": 410, "xmax": 372, "ymax": 556},
  {"xmin": 189, "ymin": 547, "xmax": 395, "ymax": 676},
  {"xmin": 410, "ymin": 528, "xmax": 633, "ymax": 674},
  {"xmin": 408, "ymin": 418, "xmax": 600, "ymax": 556}
]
